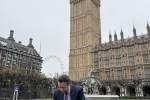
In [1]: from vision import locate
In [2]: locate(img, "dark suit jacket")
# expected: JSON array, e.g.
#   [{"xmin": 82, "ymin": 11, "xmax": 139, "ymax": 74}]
[{"xmin": 53, "ymin": 84, "xmax": 86, "ymax": 100}]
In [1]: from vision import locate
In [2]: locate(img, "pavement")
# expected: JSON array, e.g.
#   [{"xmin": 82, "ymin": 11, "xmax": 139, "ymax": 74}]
[
  {"xmin": 29, "ymin": 98, "xmax": 53, "ymax": 100},
  {"xmin": 0, "ymin": 98, "xmax": 53, "ymax": 100}
]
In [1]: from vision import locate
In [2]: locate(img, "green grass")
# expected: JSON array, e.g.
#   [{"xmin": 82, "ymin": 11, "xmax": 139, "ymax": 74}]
[
  {"xmin": 120, "ymin": 99, "xmax": 150, "ymax": 100},
  {"xmin": 44, "ymin": 99, "xmax": 53, "ymax": 100},
  {"xmin": 41, "ymin": 99, "xmax": 149, "ymax": 100},
  {"xmin": 45, "ymin": 99, "xmax": 149, "ymax": 100},
  {"xmin": 42, "ymin": 99, "xmax": 53, "ymax": 100}
]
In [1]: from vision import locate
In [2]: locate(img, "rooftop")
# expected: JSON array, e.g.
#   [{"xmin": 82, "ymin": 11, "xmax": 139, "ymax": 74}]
[{"xmin": 0, "ymin": 30, "xmax": 41, "ymax": 58}]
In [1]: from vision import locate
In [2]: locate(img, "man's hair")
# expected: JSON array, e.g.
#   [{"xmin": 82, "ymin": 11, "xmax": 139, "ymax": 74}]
[{"xmin": 58, "ymin": 75, "xmax": 70, "ymax": 85}]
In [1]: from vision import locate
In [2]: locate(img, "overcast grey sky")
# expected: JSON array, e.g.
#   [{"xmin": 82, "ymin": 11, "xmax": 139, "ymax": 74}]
[{"xmin": 0, "ymin": 0, "xmax": 150, "ymax": 77}]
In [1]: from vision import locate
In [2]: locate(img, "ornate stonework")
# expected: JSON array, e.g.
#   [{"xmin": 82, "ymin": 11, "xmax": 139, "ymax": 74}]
[
  {"xmin": 69, "ymin": 1, "xmax": 150, "ymax": 97},
  {"xmin": 69, "ymin": 0, "xmax": 101, "ymax": 81},
  {"xmin": 92, "ymin": 24, "xmax": 150, "ymax": 80}
]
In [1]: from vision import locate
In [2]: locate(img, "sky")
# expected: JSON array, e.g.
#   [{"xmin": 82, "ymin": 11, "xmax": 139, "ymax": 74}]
[{"xmin": 0, "ymin": 0, "xmax": 150, "ymax": 78}]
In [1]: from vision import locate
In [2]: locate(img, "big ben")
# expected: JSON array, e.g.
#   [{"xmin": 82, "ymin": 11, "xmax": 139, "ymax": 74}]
[{"xmin": 69, "ymin": 0, "xmax": 101, "ymax": 80}]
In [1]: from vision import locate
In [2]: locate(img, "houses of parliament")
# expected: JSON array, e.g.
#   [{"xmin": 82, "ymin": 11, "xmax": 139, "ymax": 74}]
[{"xmin": 69, "ymin": 0, "xmax": 150, "ymax": 97}]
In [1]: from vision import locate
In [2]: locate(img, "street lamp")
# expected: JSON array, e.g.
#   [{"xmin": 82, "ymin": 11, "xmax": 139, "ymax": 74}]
[{"xmin": 29, "ymin": 84, "xmax": 31, "ymax": 100}]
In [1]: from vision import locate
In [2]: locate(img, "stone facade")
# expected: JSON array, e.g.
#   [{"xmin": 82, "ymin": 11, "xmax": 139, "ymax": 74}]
[
  {"xmin": 69, "ymin": 0, "xmax": 150, "ymax": 97},
  {"xmin": 91, "ymin": 23, "xmax": 150, "ymax": 97},
  {"xmin": 0, "ymin": 30, "xmax": 42, "ymax": 75},
  {"xmin": 93, "ymin": 25, "xmax": 150, "ymax": 81},
  {"xmin": 69, "ymin": 0, "xmax": 101, "ymax": 81}
]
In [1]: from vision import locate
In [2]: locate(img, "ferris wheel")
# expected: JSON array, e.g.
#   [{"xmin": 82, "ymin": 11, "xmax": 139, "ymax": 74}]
[{"xmin": 42, "ymin": 55, "xmax": 64, "ymax": 78}]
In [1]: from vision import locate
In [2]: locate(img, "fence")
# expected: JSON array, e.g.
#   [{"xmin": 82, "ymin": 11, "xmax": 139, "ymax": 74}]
[{"xmin": 0, "ymin": 85, "xmax": 53, "ymax": 99}]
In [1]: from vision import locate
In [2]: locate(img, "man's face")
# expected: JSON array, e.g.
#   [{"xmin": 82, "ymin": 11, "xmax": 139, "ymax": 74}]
[{"xmin": 58, "ymin": 82, "xmax": 70, "ymax": 94}]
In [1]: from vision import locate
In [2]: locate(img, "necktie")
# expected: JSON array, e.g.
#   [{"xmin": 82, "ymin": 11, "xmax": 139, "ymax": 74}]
[{"xmin": 65, "ymin": 93, "xmax": 68, "ymax": 100}]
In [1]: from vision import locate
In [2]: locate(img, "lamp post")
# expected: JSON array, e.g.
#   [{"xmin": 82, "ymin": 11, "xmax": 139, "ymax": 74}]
[
  {"xmin": 118, "ymin": 75, "xmax": 124, "ymax": 99},
  {"xmin": 7, "ymin": 79, "xmax": 10, "ymax": 98},
  {"xmin": 132, "ymin": 74, "xmax": 140, "ymax": 99},
  {"xmin": 29, "ymin": 84, "xmax": 31, "ymax": 100}
]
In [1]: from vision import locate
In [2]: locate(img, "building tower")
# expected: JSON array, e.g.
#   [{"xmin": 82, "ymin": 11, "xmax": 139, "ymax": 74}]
[{"xmin": 69, "ymin": 0, "xmax": 101, "ymax": 80}]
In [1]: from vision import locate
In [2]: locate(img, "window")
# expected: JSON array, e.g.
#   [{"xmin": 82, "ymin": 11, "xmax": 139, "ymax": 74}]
[
  {"xmin": 7, "ymin": 57, "xmax": 11, "ymax": 64},
  {"xmin": 94, "ymin": 61, "xmax": 99, "ymax": 68},
  {"xmin": 14, "ymin": 49, "xmax": 17, "ymax": 53},
  {"xmin": 36, "ymin": 70, "xmax": 39, "ymax": 75},
  {"xmin": 105, "ymin": 60, "xmax": 109, "ymax": 67},
  {"xmin": 145, "ymin": 68, "xmax": 150, "ymax": 78},
  {"xmin": 18, "ymin": 60, "xmax": 22, "ymax": 66},
  {"xmin": 24, "ymin": 52, "xmax": 27, "ymax": 56},
  {"xmin": 9, "ymin": 48, "xmax": 12, "ymax": 51},
  {"xmin": 141, "ymin": 44, "xmax": 147, "ymax": 51},
  {"xmin": 78, "ymin": 56, "xmax": 79, "ymax": 66},
  {"xmin": 130, "ymin": 69, "xmax": 136, "ymax": 79},
  {"xmin": 7, "ymin": 60, "xmax": 11, "ymax": 64},
  {"xmin": 3, "ymin": 46, "xmax": 6, "ymax": 49},
  {"xmin": 28, "ymin": 57, "xmax": 31, "ymax": 62},
  {"xmin": 36, "ymin": 64, "xmax": 39, "ymax": 70},
  {"xmin": 84, "ymin": 55, "xmax": 86, "ymax": 66},
  {"xmin": 23, "ymin": 59, "xmax": 26, "ymax": 63},
  {"xmin": 7, "ymin": 66, "xmax": 10, "ymax": 69},
  {"xmin": 19, "ymin": 55, "xmax": 22, "ymax": 59},
  {"xmin": 28, "ymin": 59, "xmax": 31, "ymax": 67},
  {"xmin": 94, "ymin": 52, "xmax": 98, "ymax": 58},
  {"xmin": 76, "ymin": 56, "xmax": 77, "ymax": 66},
  {"xmin": 129, "ymin": 56, "xmax": 135, "ymax": 65},
  {"xmin": 13, "ymin": 59, "xmax": 17, "ymax": 65},
  {"xmin": 33, "ymin": 59, "xmax": 35, "ymax": 63},
  {"xmin": 105, "ymin": 71, "xmax": 111, "ymax": 80},
  {"xmin": 24, "ymin": 57, "xmax": 27, "ymax": 60},
  {"xmin": 27, "ymin": 63, "xmax": 31, "ymax": 70},
  {"xmin": 13, "ymin": 54, "xmax": 17, "ymax": 59},
  {"xmin": 116, "ymin": 58, "xmax": 121, "ymax": 66},
  {"xmin": 20, "ymin": 51, "xmax": 23, "ymax": 54},
  {"xmin": 115, "ymin": 49, "xmax": 120, "ymax": 55},
  {"xmin": 104, "ymin": 51, "xmax": 109, "ymax": 57},
  {"xmin": 37, "ymin": 60, "xmax": 39, "ymax": 64},
  {"xmin": 32, "ymin": 63, "xmax": 35, "ymax": 69},
  {"xmin": 0, "ymin": 41, "xmax": 7, "ymax": 46},
  {"xmin": 8, "ymin": 52, "xmax": 12, "ymax": 57},
  {"xmin": 128, "ymin": 47, "xmax": 133, "ymax": 53},
  {"xmin": 117, "ymin": 70, "xmax": 123, "ymax": 80},
  {"xmin": 23, "ymin": 63, "xmax": 26, "ymax": 69},
  {"xmin": 143, "ymin": 55, "xmax": 149, "ymax": 64},
  {"xmin": 23, "ymin": 57, "xmax": 27, "ymax": 68},
  {"xmin": 2, "ymin": 51, "xmax": 6, "ymax": 57}
]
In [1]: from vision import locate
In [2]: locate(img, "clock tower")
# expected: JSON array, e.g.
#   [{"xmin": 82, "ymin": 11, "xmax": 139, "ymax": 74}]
[{"xmin": 69, "ymin": 0, "xmax": 101, "ymax": 80}]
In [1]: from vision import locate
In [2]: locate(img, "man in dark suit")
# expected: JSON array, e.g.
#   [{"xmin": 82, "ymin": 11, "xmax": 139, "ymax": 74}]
[{"xmin": 53, "ymin": 75, "xmax": 86, "ymax": 100}]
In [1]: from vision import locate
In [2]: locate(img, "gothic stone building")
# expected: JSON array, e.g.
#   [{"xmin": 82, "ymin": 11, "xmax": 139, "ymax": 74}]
[
  {"xmin": 0, "ymin": 30, "xmax": 42, "ymax": 75},
  {"xmin": 69, "ymin": 0, "xmax": 150, "ymax": 97}
]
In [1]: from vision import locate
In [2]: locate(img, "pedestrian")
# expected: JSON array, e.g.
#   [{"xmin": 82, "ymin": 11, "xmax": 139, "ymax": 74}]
[{"xmin": 53, "ymin": 75, "xmax": 86, "ymax": 100}]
